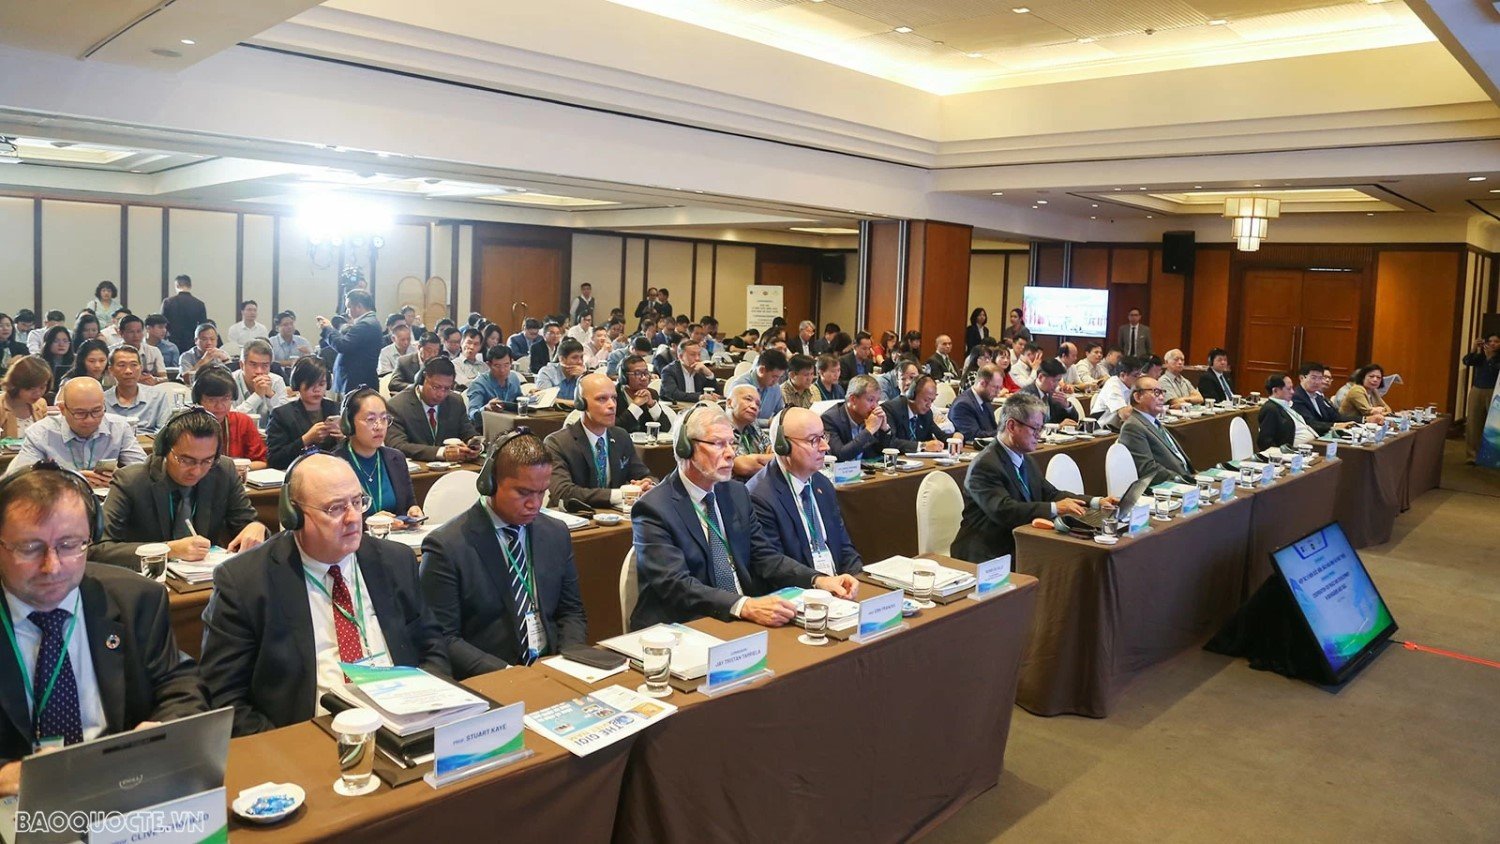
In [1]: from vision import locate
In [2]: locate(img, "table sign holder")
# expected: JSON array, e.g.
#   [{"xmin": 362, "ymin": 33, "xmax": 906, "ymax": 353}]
[
  {"xmin": 967, "ymin": 555, "xmax": 1014, "ymax": 602},
  {"xmin": 1128, "ymin": 504, "xmax": 1151, "ymax": 536},
  {"xmin": 700, "ymin": 631, "xmax": 774, "ymax": 697},
  {"xmin": 1325, "ymin": 441, "xmax": 1338, "ymax": 460},
  {"xmin": 1219, "ymin": 477, "xmax": 1235, "ymax": 503},
  {"xmin": 851, "ymin": 590, "xmax": 907, "ymax": 644},
  {"xmin": 425, "ymin": 703, "xmax": 533, "ymax": 789},
  {"xmin": 88, "ymin": 787, "xmax": 227, "ymax": 844}
]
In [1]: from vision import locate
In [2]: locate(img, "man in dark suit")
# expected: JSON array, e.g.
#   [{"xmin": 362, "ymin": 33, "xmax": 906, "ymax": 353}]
[
  {"xmin": 950, "ymin": 363, "xmax": 1003, "ymax": 441},
  {"xmin": 315, "ymin": 290, "xmax": 384, "ymax": 393},
  {"xmin": 1118, "ymin": 307, "xmax": 1153, "ymax": 358},
  {"xmin": 924, "ymin": 334, "xmax": 960, "ymax": 381},
  {"xmin": 388, "ymin": 332, "xmax": 442, "ymax": 395},
  {"xmin": 1118, "ymin": 376, "xmax": 1195, "ymax": 484},
  {"xmin": 420, "ymin": 434, "xmax": 586, "ymax": 678},
  {"xmin": 838, "ymin": 331, "xmax": 876, "ymax": 385},
  {"xmin": 527, "ymin": 321, "xmax": 564, "ymax": 374},
  {"xmin": 746, "ymin": 408, "xmax": 862, "ymax": 576},
  {"xmin": 543, "ymin": 373, "xmax": 656, "ymax": 509},
  {"xmin": 616, "ymin": 354, "xmax": 675, "ymax": 436},
  {"xmin": 789, "ymin": 320, "xmax": 826, "ymax": 357},
  {"xmin": 94, "ymin": 408, "xmax": 268, "ymax": 567},
  {"xmin": 1291, "ymin": 361, "xmax": 1357, "ymax": 435},
  {"xmin": 0, "ymin": 467, "xmax": 205, "ymax": 772},
  {"xmin": 199, "ymin": 455, "xmax": 449, "ymax": 736},
  {"xmin": 1021, "ymin": 358, "xmax": 1081, "ymax": 426},
  {"xmin": 952, "ymin": 394, "xmax": 1108, "ymax": 562},
  {"xmin": 1198, "ymin": 347, "xmax": 1237, "ymax": 404},
  {"xmin": 881, "ymin": 375, "xmax": 947, "ymax": 452},
  {"xmin": 628, "ymin": 403, "xmax": 857, "ymax": 630},
  {"xmin": 160, "ymin": 274, "xmax": 208, "ymax": 353},
  {"xmin": 822, "ymin": 375, "xmax": 899, "ymax": 461},
  {"xmin": 659, "ymin": 338, "xmax": 719, "ymax": 403},
  {"xmin": 1257, "ymin": 373, "xmax": 1306, "ymax": 451},
  {"xmin": 386, "ymin": 357, "xmax": 479, "ymax": 463}
]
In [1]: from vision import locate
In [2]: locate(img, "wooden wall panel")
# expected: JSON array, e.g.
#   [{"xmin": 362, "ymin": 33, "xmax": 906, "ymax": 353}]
[
  {"xmin": 1072, "ymin": 247, "xmax": 1108, "ymax": 290},
  {"xmin": 1151, "ymin": 249, "xmax": 1184, "ymax": 355},
  {"xmin": 1110, "ymin": 248, "xmax": 1150, "ymax": 285},
  {"xmin": 917, "ymin": 221, "xmax": 973, "ymax": 356},
  {"xmin": 865, "ymin": 222, "xmax": 900, "ymax": 337},
  {"xmin": 1372, "ymin": 250, "xmax": 1462, "ymax": 413},
  {"xmin": 1034, "ymin": 244, "xmax": 1065, "ymax": 286},
  {"xmin": 904, "ymin": 222, "xmax": 926, "ymax": 331},
  {"xmin": 1189, "ymin": 248, "xmax": 1232, "ymax": 366}
]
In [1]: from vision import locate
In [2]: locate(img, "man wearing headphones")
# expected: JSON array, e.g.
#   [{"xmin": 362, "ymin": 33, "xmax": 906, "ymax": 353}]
[
  {"xmin": 94, "ymin": 408, "xmax": 266, "ymax": 567},
  {"xmin": 628, "ymin": 403, "xmax": 857, "ymax": 630},
  {"xmin": 0, "ymin": 465, "xmax": 206, "ymax": 781},
  {"xmin": 386, "ymin": 356, "xmax": 479, "ymax": 463},
  {"xmin": 420, "ymin": 432, "xmax": 587, "ymax": 678},
  {"xmin": 746, "ymin": 408, "xmax": 863, "ymax": 577},
  {"xmin": 543, "ymin": 373, "xmax": 655, "ymax": 509},
  {"xmin": 881, "ymin": 374, "xmax": 948, "ymax": 453},
  {"xmin": 199, "ymin": 453, "xmax": 448, "ymax": 736}
]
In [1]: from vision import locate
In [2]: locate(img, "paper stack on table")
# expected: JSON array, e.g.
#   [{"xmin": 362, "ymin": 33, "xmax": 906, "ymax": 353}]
[
  {"xmin": 333, "ymin": 664, "xmax": 489, "ymax": 737},
  {"xmin": 863, "ymin": 556, "xmax": 976, "ymax": 598},
  {"xmin": 541, "ymin": 508, "xmax": 592, "ymax": 531},
  {"xmin": 772, "ymin": 587, "xmax": 860, "ymax": 632},
  {"xmin": 524, "ymin": 685, "xmax": 676, "ymax": 757},
  {"xmin": 245, "ymin": 468, "xmax": 286, "ymax": 489},
  {"xmin": 166, "ymin": 547, "xmax": 236, "ymax": 583},
  {"xmin": 599, "ymin": 624, "xmax": 725, "ymax": 680}
]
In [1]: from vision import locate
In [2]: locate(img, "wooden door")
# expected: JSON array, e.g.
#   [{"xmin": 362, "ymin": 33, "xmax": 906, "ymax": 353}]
[
  {"xmin": 1298, "ymin": 271, "xmax": 1361, "ymax": 381},
  {"xmin": 477, "ymin": 244, "xmax": 563, "ymax": 331},
  {"xmin": 759, "ymin": 261, "xmax": 816, "ymax": 330},
  {"xmin": 1239, "ymin": 269, "xmax": 1303, "ymax": 391}
]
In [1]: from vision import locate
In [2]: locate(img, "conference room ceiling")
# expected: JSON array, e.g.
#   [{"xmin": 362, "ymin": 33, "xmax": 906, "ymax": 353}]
[{"xmin": 602, "ymin": 0, "xmax": 1433, "ymax": 92}]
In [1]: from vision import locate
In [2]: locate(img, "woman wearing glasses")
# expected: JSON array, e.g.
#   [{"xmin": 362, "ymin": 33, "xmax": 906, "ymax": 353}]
[
  {"xmin": 338, "ymin": 389, "xmax": 424, "ymax": 526},
  {"xmin": 193, "ymin": 367, "xmax": 268, "ymax": 470}
]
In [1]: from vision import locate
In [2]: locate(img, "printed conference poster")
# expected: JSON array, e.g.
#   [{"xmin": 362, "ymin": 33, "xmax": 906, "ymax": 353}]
[{"xmin": 523, "ymin": 685, "xmax": 677, "ymax": 757}]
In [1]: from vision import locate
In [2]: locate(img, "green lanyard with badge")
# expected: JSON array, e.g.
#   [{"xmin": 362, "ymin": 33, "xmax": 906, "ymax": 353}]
[
  {"xmin": 781, "ymin": 463, "xmax": 835, "ymax": 577},
  {"xmin": 1, "ymin": 594, "xmax": 82, "ymax": 750},
  {"xmin": 497, "ymin": 526, "xmax": 545, "ymax": 659},
  {"xmin": 302, "ymin": 565, "xmax": 379, "ymax": 659},
  {"xmin": 65, "ymin": 437, "xmax": 99, "ymax": 471}
]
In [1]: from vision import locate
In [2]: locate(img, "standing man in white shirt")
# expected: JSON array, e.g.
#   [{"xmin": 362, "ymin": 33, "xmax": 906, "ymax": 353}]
[{"xmin": 224, "ymin": 300, "xmax": 269, "ymax": 357}]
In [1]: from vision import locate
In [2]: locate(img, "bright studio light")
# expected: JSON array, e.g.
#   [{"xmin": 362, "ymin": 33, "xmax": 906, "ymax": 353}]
[{"xmin": 296, "ymin": 194, "xmax": 393, "ymax": 245}]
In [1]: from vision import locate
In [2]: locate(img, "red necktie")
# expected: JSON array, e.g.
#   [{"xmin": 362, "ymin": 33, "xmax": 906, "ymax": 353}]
[
  {"xmin": 328, "ymin": 565, "xmax": 365, "ymax": 664},
  {"xmin": 427, "ymin": 406, "xmax": 438, "ymax": 435}
]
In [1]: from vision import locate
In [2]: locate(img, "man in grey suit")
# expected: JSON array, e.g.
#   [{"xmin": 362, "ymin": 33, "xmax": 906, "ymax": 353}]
[
  {"xmin": 1117, "ymin": 376, "xmax": 1195, "ymax": 484},
  {"xmin": 420, "ymin": 433, "xmax": 587, "ymax": 678},
  {"xmin": 387, "ymin": 332, "xmax": 442, "ymax": 395},
  {"xmin": 543, "ymin": 373, "xmax": 656, "ymax": 509},
  {"xmin": 1117, "ymin": 307, "xmax": 1153, "ymax": 358},
  {"xmin": 659, "ymin": 338, "xmax": 719, "ymax": 403},
  {"xmin": 94, "ymin": 408, "xmax": 269, "ymax": 567},
  {"xmin": 386, "ymin": 356, "xmax": 479, "ymax": 463}
]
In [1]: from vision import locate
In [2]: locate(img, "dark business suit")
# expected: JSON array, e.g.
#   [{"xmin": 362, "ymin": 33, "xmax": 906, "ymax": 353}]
[
  {"xmin": 160, "ymin": 291, "xmax": 208, "ymax": 352},
  {"xmin": 745, "ymin": 463, "xmax": 862, "ymax": 575},
  {"xmin": 94, "ymin": 456, "xmax": 260, "ymax": 567},
  {"xmin": 419, "ymin": 502, "xmax": 586, "ymax": 678},
  {"xmin": 952, "ymin": 443, "xmax": 1077, "ymax": 562},
  {"xmin": 386, "ymin": 388, "xmax": 477, "ymax": 462},
  {"xmin": 629, "ymin": 472, "xmax": 822, "ymax": 630},
  {"xmin": 615, "ymin": 388, "xmax": 674, "ymax": 435},
  {"xmin": 1118, "ymin": 323, "xmax": 1153, "ymax": 358},
  {"xmin": 324, "ymin": 312, "xmax": 383, "ymax": 393},
  {"xmin": 789, "ymin": 336, "xmax": 826, "ymax": 357},
  {"xmin": 265, "ymin": 399, "xmax": 340, "ymax": 469},
  {"xmin": 199, "ymin": 532, "xmax": 448, "ymax": 736},
  {"xmin": 542, "ymin": 421, "xmax": 653, "ymax": 509},
  {"xmin": 337, "ymin": 444, "xmax": 417, "ymax": 515},
  {"xmin": 1022, "ymin": 382, "xmax": 1080, "ymax": 424},
  {"xmin": 387, "ymin": 351, "xmax": 425, "ymax": 395},
  {"xmin": 948, "ymin": 388, "xmax": 998, "ymax": 440},
  {"xmin": 838, "ymin": 352, "xmax": 872, "ymax": 386},
  {"xmin": 964, "ymin": 324, "xmax": 989, "ymax": 356},
  {"xmin": 1257, "ymin": 401, "xmax": 1297, "ymax": 451},
  {"xmin": 659, "ymin": 360, "xmax": 719, "ymax": 403},
  {"xmin": 1291, "ymin": 386, "xmax": 1354, "ymax": 435},
  {"xmin": 528, "ymin": 340, "xmax": 561, "ymax": 374},
  {"xmin": 1198, "ymin": 370, "xmax": 1236, "ymax": 404},
  {"xmin": 821, "ymin": 403, "xmax": 896, "ymax": 461},
  {"xmin": 1118, "ymin": 412, "xmax": 1195, "ymax": 484},
  {"xmin": 880, "ymin": 397, "xmax": 937, "ymax": 452},
  {"xmin": 925, "ymin": 353, "xmax": 959, "ymax": 380},
  {"xmin": 0, "ymin": 565, "xmax": 206, "ymax": 762}
]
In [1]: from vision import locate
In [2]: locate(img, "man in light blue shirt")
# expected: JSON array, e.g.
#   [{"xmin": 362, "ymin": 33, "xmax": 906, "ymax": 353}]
[
  {"xmin": 232, "ymin": 340, "xmax": 289, "ymax": 417},
  {"xmin": 7, "ymin": 379, "xmax": 148, "ymax": 485},
  {"xmin": 534, "ymin": 338, "xmax": 586, "ymax": 404},
  {"xmin": 102, "ymin": 346, "xmax": 172, "ymax": 433},
  {"xmin": 724, "ymin": 348, "xmax": 788, "ymax": 424},
  {"xmin": 268, "ymin": 310, "xmax": 313, "ymax": 367},
  {"xmin": 878, "ymin": 359, "xmax": 919, "ymax": 402},
  {"xmin": 465, "ymin": 346, "xmax": 525, "ymax": 424}
]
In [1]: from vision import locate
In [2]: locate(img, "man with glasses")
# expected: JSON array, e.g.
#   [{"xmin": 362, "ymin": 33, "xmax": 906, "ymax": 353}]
[
  {"xmin": 1291, "ymin": 361, "xmax": 1358, "ymax": 435},
  {"xmin": 6, "ymin": 379, "xmax": 146, "ymax": 485},
  {"xmin": 0, "ymin": 466, "xmax": 205, "ymax": 776},
  {"xmin": 615, "ymin": 354, "xmax": 676, "ymax": 436},
  {"xmin": 952, "ymin": 394, "xmax": 1110, "ymax": 562},
  {"xmin": 94, "ymin": 408, "xmax": 266, "ymax": 566},
  {"xmin": 1118, "ymin": 376, "xmax": 1196, "ymax": 484},
  {"xmin": 387, "ymin": 357, "xmax": 479, "ymax": 463},
  {"xmin": 199, "ymin": 454, "xmax": 448, "ymax": 735},
  {"xmin": 102, "ymin": 345, "xmax": 172, "ymax": 433},
  {"xmin": 628, "ymin": 403, "xmax": 857, "ymax": 630},
  {"xmin": 746, "ymin": 407, "xmax": 863, "ymax": 577},
  {"xmin": 822, "ymin": 374, "xmax": 898, "ymax": 462}
]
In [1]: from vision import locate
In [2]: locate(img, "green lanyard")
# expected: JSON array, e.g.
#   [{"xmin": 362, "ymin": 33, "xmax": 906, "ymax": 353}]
[
  {"xmin": 347, "ymin": 444, "xmax": 385, "ymax": 514},
  {"xmin": 0, "ymin": 594, "xmax": 82, "ymax": 732},
  {"xmin": 781, "ymin": 464, "xmax": 825, "ymax": 551},
  {"xmin": 690, "ymin": 499, "xmax": 736, "ymax": 567},
  {"xmin": 303, "ymin": 564, "xmax": 370, "ymax": 651},
  {"xmin": 65, "ymin": 437, "xmax": 99, "ymax": 471},
  {"xmin": 496, "ymin": 526, "xmax": 538, "ymax": 604}
]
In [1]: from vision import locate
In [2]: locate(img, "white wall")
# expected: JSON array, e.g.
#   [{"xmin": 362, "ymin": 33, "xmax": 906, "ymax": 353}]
[
  {"xmin": 647, "ymin": 240, "xmax": 693, "ymax": 317},
  {"xmin": 570, "ymin": 233, "xmax": 624, "ymax": 321},
  {"xmin": 0, "ymin": 198, "xmax": 32, "ymax": 314},
  {"xmin": 126, "ymin": 206, "xmax": 162, "ymax": 307},
  {"xmin": 713, "ymin": 245, "xmax": 756, "ymax": 334},
  {"xmin": 241, "ymin": 214, "xmax": 275, "ymax": 318},
  {"xmin": 167, "ymin": 209, "xmax": 238, "ymax": 326},
  {"xmin": 818, "ymin": 253, "xmax": 859, "ymax": 335},
  {"xmin": 373, "ymin": 223, "xmax": 429, "ymax": 318},
  {"xmin": 41, "ymin": 200, "xmax": 119, "ymax": 317}
]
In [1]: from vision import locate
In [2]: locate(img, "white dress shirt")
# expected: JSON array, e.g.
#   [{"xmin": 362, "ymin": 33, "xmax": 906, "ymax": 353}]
[
  {"xmin": 1273, "ymin": 397, "xmax": 1318, "ymax": 448},
  {"xmin": 233, "ymin": 370, "xmax": 290, "ymax": 416},
  {"xmin": 1068, "ymin": 360, "xmax": 1097, "ymax": 386},
  {"xmin": 295, "ymin": 539, "xmax": 392, "ymax": 714},
  {"xmin": 453, "ymin": 355, "xmax": 487, "ymax": 387},
  {"xmin": 783, "ymin": 466, "xmax": 829, "ymax": 565},
  {"xmin": 6, "ymin": 414, "xmax": 148, "ymax": 477},
  {"xmin": 999, "ymin": 443, "xmax": 1098, "ymax": 515},
  {"xmin": 1094, "ymin": 376, "xmax": 1131, "ymax": 417},
  {"xmin": 103, "ymin": 383, "xmax": 173, "ymax": 433},
  {"xmin": 679, "ymin": 474, "xmax": 747, "ymax": 617},
  {"xmin": 581, "ymin": 423, "xmax": 625, "ymax": 505},
  {"xmin": 377, "ymin": 341, "xmax": 411, "ymax": 376},
  {"xmin": 1010, "ymin": 359, "xmax": 1037, "ymax": 389},
  {"xmin": 224, "ymin": 321, "xmax": 269, "ymax": 356},
  {"xmin": 4, "ymin": 587, "xmax": 107, "ymax": 743},
  {"xmin": 1159, "ymin": 370, "xmax": 1197, "ymax": 402}
]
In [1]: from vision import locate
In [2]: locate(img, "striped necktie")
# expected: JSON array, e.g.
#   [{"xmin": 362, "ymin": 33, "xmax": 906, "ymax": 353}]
[{"xmin": 501, "ymin": 525, "xmax": 538, "ymax": 665}]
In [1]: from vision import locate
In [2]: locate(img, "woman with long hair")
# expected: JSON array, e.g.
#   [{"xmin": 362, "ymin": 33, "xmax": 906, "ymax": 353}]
[
  {"xmin": 59, "ymin": 338, "xmax": 113, "ymax": 393},
  {"xmin": 71, "ymin": 313, "xmax": 102, "ymax": 350},
  {"xmin": 965, "ymin": 308, "xmax": 989, "ymax": 357},
  {"xmin": 40, "ymin": 325, "xmax": 74, "ymax": 389},
  {"xmin": 0, "ymin": 313, "xmax": 29, "ymax": 375}
]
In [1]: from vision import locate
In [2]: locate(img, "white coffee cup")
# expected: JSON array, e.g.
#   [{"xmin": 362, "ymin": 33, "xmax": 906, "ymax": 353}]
[
  {"xmin": 621, "ymin": 484, "xmax": 642, "ymax": 508},
  {"xmin": 233, "ymin": 458, "xmax": 250, "ymax": 482}
]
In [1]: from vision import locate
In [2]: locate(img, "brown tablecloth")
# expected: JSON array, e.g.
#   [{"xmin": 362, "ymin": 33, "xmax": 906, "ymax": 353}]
[
  {"xmin": 834, "ymin": 463, "xmax": 969, "ymax": 559},
  {"xmin": 503, "ymin": 409, "xmax": 570, "ymax": 438},
  {"xmin": 1165, "ymin": 407, "xmax": 1259, "ymax": 471},
  {"xmin": 608, "ymin": 560, "xmax": 1039, "ymax": 843},
  {"xmin": 1012, "ymin": 492, "xmax": 1253, "ymax": 717},
  {"xmin": 1331, "ymin": 432, "xmax": 1417, "ymax": 548},
  {"xmin": 569, "ymin": 522, "xmax": 636, "ymax": 642},
  {"xmin": 1402, "ymin": 415, "xmax": 1449, "ymax": 505},
  {"xmin": 1233, "ymin": 458, "xmax": 1345, "ymax": 600},
  {"xmin": 225, "ymin": 669, "xmax": 632, "ymax": 842}
]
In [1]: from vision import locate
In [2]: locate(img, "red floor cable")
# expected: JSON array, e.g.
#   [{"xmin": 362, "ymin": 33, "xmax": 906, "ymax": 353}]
[{"xmin": 1399, "ymin": 640, "xmax": 1500, "ymax": 669}]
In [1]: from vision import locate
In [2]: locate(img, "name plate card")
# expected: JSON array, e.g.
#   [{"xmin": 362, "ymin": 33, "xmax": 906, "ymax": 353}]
[
  {"xmin": 967, "ymin": 555, "xmax": 1014, "ymax": 602},
  {"xmin": 1290, "ymin": 453, "xmax": 1304, "ymax": 473},
  {"xmin": 89, "ymin": 788, "xmax": 227, "ymax": 844},
  {"xmin": 1260, "ymin": 464, "xmax": 1274, "ymax": 485},
  {"xmin": 852, "ymin": 589, "xmax": 906, "ymax": 644},
  {"xmin": 426, "ymin": 702, "xmax": 532, "ymax": 788},
  {"xmin": 702, "ymin": 631, "xmax": 773, "ymax": 696},
  {"xmin": 1325, "ymin": 441, "xmax": 1338, "ymax": 460},
  {"xmin": 1128, "ymin": 503, "xmax": 1150, "ymax": 535},
  {"xmin": 832, "ymin": 460, "xmax": 862, "ymax": 484},
  {"xmin": 1180, "ymin": 487, "xmax": 1200, "ymax": 515},
  {"xmin": 1399, "ymin": 415, "xmax": 1411, "ymax": 432},
  {"xmin": 1374, "ymin": 425, "xmax": 1388, "ymax": 444},
  {"xmin": 1220, "ymin": 477, "xmax": 1235, "ymax": 503}
]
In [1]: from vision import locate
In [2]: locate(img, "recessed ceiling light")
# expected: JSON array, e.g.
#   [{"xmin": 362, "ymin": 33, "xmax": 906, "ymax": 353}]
[
  {"xmin": 1468, "ymin": 176, "xmax": 1487, "ymax": 181},
  {"xmin": 130, "ymin": 170, "xmax": 143, "ymax": 174},
  {"xmin": 1490, "ymin": 189, "xmax": 1500, "ymax": 193},
  {"xmin": 1146, "ymin": 215, "xmax": 1154, "ymax": 219},
  {"xmin": 1031, "ymin": 205, "xmax": 1038, "ymax": 209},
  {"xmin": 180, "ymin": 39, "xmax": 195, "ymax": 45},
  {"xmin": 150, "ymin": 48, "xmax": 181, "ymax": 58},
  {"xmin": 991, "ymin": 191, "xmax": 1004, "ymax": 196},
  {"xmin": 1036, "ymin": 200, "xmax": 1048, "ymax": 204},
  {"xmin": 1253, "ymin": 183, "xmax": 1262, "ymax": 187},
  {"xmin": 894, "ymin": 26, "xmax": 913, "ymax": 33},
  {"xmin": 966, "ymin": 52, "xmax": 983, "ymax": 58},
  {"xmin": 1012, "ymin": 7, "xmax": 1031, "ymax": 14},
  {"xmin": 1113, "ymin": 187, "xmax": 1122, "ymax": 191},
  {"xmin": 1209, "ymin": 18, "xmax": 1228, "ymax": 25},
  {"xmin": 1077, "ymin": 37, "xmax": 1095, "ymax": 43},
  {"xmin": 1193, "ymin": 185, "xmax": 1203, "ymax": 189},
  {"xmin": 1367, "ymin": 213, "xmax": 1375, "ymax": 216},
  {"xmin": 1091, "ymin": 203, "xmax": 1099, "ymax": 207},
  {"xmin": 1090, "ymin": 216, "xmax": 1097, "ymax": 220}
]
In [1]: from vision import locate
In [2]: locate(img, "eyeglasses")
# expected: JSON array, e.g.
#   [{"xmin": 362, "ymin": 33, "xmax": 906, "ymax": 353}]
[
  {"xmin": 295, "ymin": 493, "xmax": 373, "ymax": 519},
  {"xmin": 1014, "ymin": 419, "xmax": 1045, "ymax": 436},
  {"xmin": 0, "ymin": 537, "xmax": 91, "ymax": 564},
  {"xmin": 357, "ymin": 413, "xmax": 393, "ymax": 428},
  {"xmin": 1133, "ymin": 388, "xmax": 1167, "ymax": 397},
  {"xmin": 787, "ymin": 434, "xmax": 827, "ymax": 448},
  {"xmin": 625, "ymin": 369, "xmax": 649, "ymax": 379},
  {"xmin": 692, "ymin": 438, "xmax": 740, "ymax": 455},
  {"xmin": 169, "ymin": 451, "xmax": 218, "ymax": 470},
  {"xmin": 66, "ymin": 407, "xmax": 105, "ymax": 421}
]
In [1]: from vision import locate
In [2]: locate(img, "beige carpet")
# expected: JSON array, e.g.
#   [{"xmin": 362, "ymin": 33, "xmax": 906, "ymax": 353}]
[
  {"xmin": 1440, "ymin": 439, "xmax": 1500, "ymax": 499},
  {"xmin": 928, "ymin": 489, "xmax": 1500, "ymax": 843}
]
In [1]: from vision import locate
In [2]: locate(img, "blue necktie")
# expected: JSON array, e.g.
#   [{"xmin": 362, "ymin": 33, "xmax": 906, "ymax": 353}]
[
  {"xmin": 909, "ymin": 414, "xmax": 918, "ymax": 440},
  {"xmin": 501, "ymin": 525, "xmax": 537, "ymax": 665},
  {"xmin": 28, "ymin": 609, "xmax": 83, "ymax": 745},
  {"xmin": 594, "ymin": 437, "xmax": 609, "ymax": 487},
  {"xmin": 799, "ymin": 483, "xmax": 827, "ymax": 553},
  {"xmin": 1015, "ymin": 459, "xmax": 1032, "ymax": 502},
  {"xmin": 700, "ymin": 491, "xmax": 739, "ymax": 595}
]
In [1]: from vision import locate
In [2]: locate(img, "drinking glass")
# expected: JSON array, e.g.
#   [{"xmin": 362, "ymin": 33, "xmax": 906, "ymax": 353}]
[
  {"xmin": 1152, "ymin": 489, "xmax": 1173, "ymax": 521},
  {"xmin": 645, "ymin": 421, "xmax": 661, "ymax": 444},
  {"xmin": 882, "ymin": 448, "xmax": 900, "ymax": 476},
  {"xmin": 365, "ymin": 515, "xmax": 392, "ymax": 539},
  {"xmin": 1239, "ymin": 465, "xmax": 1257, "ymax": 487},
  {"xmin": 798, "ymin": 589, "xmax": 832, "ymax": 647},
  {"xmin": 638, "ymin": 630, "xmax": 675, "ymax": 698},
  {"xmin": 332, "ymin": 708, "xmax": 381, "ymax": 796},
  {"xmin": 1196, "ymin": 476, "xmax": 1216, "ymax": 505},
  {"xmin": 135, "ymin": 542, "xmax": 169, "ymax": 580},
  {"xmin": 910, "ymin": 567, "xmax": 936, "ymax": 608}
]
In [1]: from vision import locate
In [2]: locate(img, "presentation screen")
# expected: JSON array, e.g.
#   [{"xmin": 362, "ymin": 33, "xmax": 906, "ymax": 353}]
[
  {"xmin": 1270, "ymin": 522, "xmax": 1397, "ymax": 683},
  {"xmin": 1022, "ymin": 287, "xmax": 1109, "ymax": 337}
]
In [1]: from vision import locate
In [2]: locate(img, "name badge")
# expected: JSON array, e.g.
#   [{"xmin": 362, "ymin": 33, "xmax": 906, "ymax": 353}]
[
  {"xmin": 1325, "ymin": 440, "xmax": 1338, "ymax": 459},
  {"xmin": 525, "ymin": 611, "xmax": 545, "ymax": 657},
  {"xmin": 810, "ymin": 547, "xmax": 836, "ymax": 577},
  {"xmin": 1219, "ymin": 477, "xmax": 1235, "ymax": 503}
]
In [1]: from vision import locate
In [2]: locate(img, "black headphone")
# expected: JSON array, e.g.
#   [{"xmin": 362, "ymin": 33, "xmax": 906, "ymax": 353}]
[
  {"xmin": 340, "ymin": 387, "xmax": 381, "ymax": 438},
  {"xmin": 475, "ymin": 427, "xmax": 534, "ymax": 497},
  {"xmin": 0, "ymin": 461, "xmax": 104, "ymax": 543},
  {"xmin": 277, "ymin": 448, "xmax": 325, "ymax": 531},
  {"xmin": 153, "ymin": 405, "xmax": 223, "ymax": 461},
  {"xmin": 905, "ymin": 370, "xmax": 931, "ymax": 402},
  {"xmin": 770, "ymin": 405, "xmax": 793, "ymax": 456},
  {"xmin": 674, "ymin": 402, "xmax": 714, "ymax": 460}
]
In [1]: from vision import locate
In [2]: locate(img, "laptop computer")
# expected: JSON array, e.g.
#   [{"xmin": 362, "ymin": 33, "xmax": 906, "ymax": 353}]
[
  {"xmin": 2, "ymin": 708, "xmax": 232, "ymax": 844},
  {"xmin": 1078, "ymin": 475, "xmax": 1153, "ymax": 529}
]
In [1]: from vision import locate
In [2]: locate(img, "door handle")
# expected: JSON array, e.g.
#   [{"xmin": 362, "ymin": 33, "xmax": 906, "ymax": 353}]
[{"xmin": 1290, "ymin": 327, "xmax": 1297, "ymax": 366}]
